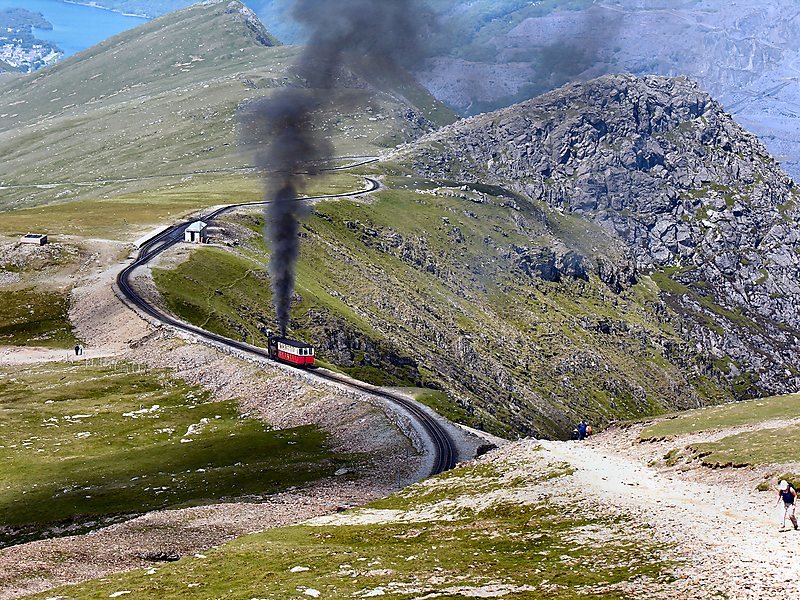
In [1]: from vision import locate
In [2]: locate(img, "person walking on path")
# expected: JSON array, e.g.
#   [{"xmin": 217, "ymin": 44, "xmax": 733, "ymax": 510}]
[
  {"xmin": 776, "ymin": 480, "xmax": 798, "ymax": 531},
  {"xmin": 577, "ymin": 421, "xmax": 587, "ymax": 441}
]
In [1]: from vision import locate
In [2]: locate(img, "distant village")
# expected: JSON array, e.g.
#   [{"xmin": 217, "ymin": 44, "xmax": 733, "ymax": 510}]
[
  {"xmin": 0, "ymin": 8, "xmax": 63, "ymax": 72},
  {"xmin": 0, "ymin": 42, "xmax": 62, "ymax": 71}
]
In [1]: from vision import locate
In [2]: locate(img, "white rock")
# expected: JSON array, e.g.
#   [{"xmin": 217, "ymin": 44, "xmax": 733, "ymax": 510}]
[{"xmin": 289, "ymin": 566, "xmax": 310, "ymax": 573}]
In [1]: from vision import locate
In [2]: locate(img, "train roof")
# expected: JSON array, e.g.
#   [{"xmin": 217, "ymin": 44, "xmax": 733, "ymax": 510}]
[{"xmin": 271, "ymin": 336, "xmax": 313, "ymax": 349}]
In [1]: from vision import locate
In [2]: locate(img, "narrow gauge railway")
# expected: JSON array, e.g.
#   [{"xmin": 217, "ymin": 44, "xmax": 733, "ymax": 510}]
[{"xmin": 116, "ymin": 175, "xmax": 457, "ymax": 476}]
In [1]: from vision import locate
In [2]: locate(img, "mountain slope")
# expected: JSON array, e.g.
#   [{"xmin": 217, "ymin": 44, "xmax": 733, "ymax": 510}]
[
  {"xmin": 16, "ymin": 1, "xmax": 800, "ymax": 180},
  {"xmin": 0, "ymin": 0, "xmax": 454, "ymax": 211},
  {"xmin": 414, "ymin": 0, "xmax": 800, "ymax": 180},
  {"xmin": 392, "ymin": 74, "xmax": 800, "ymax": 402},
  {"xmin": 148, "ymin": 75, "xmax": 800, "ymax": 439},
  {"xmin": 23, "ymin": 401, "xmax": 800, "ymax": 597},
  {"xmin": 19, "ymin": 444, "xmax": 676, "ymax": 598}
]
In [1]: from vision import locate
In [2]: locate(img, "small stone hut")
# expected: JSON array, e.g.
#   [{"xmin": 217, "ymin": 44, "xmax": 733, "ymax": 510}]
[
  {"xmin": 184, "ymin": 221, "xmax": 208, "ymax": 244},
  {"xmin": 20, "ymin": 233, "xmax": 48, "ymax": 246}
]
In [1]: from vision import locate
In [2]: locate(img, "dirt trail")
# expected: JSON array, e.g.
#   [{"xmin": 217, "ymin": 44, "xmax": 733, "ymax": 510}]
[
  {"xmin": 0, "ymin": 347, "xmax": 114, "ymax": 365},
  {"xmin": 0, "ymin": 237, "xmax": 141, "ymax": 366},
  {"xmin": 544, "ymin": 435, "xmax": 800, "ymax": 598}
]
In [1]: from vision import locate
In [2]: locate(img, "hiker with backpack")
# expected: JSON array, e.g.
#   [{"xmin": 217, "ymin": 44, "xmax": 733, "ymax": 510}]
[{"xmin": 776, "ymin": 480, "xmax": 798, "ymax": 531}]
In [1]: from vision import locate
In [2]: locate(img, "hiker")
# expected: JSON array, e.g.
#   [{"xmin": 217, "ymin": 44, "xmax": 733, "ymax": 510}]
[
  {"xmin": 570, "ymin": 428, "xmax": 580, "ymax": 441},
  {"xmin": 577, "ymin": 421, "xmax": 587, "ymax": 441},
  {"xmin": 776, "ymin": 480, "xmax": 798, "ymax": 531},
  {"xmin": 78, "ymin": 344, "xmax": 84, "ymax": 356},
  {"xmin": 74, "ymin": 344, "xmax": 80, "ymax": 356}
]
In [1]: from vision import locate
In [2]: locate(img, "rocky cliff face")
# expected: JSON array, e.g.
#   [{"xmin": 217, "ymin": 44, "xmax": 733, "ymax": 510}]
[
  {"xmin": 411, "ymin": 1, "xmax": 800, "ymax": 180},
  {"xmin": 392, "ymin": 74, "xmax": 800, "ymax": 399}
]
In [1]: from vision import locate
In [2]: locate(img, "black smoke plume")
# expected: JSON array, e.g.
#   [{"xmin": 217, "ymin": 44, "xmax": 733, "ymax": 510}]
[{"xmin": 242, "ymin": 0, "xmax": 434, "ymax": 336}]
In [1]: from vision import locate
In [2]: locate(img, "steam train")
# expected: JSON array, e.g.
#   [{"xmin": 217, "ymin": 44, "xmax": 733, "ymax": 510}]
[{"xmin": 267, "ymin": 334, "xmax": 315, "ymax": 367}]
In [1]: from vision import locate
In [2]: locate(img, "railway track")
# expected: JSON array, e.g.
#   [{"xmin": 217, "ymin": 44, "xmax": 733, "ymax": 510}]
[{"xmin": 116, "ymin": 173, "xmax": 457, "ymax": 477}]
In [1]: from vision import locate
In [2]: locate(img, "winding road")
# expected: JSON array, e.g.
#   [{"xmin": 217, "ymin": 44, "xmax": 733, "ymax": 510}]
[{"xmin": 116, "ymin": 172, "xmax": 457, "ymax": 476}]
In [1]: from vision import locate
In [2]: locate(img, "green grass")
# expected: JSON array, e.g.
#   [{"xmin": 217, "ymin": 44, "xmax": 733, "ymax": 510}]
[
  {"xmin": 0, "ymin": 171, "xmax": 365, "ymax": 241},
  {"xmin": 0, "ymin": 362, "xmax": 343, "ymax": 547},
  {"xmin": 33, "ymin": 456, "xmax": 671, "ymax": 599},
  {"xmin": 649, "ymin": 270, "xmax": 691, "ymax": 296},
  {"xmin": 640, "ymin": 393, "xmax": 800, "ymax": 475},
  {"xmin": 153, "ymin": 246, "xmax": 274, "ymax": 346},
  {"xmin": 690, "ymin": 426, "xmax": 800, "ymax": 468},
  {"xmin": 0, "ymin": 2, "xmax": 454, "ymax": 211},
  {"xmin": 640, "ymin": 393, "xmax": 800, "ymax": 440},
  {"xmin": 0, "ymin": 288, "xmax": 78, "ymax": 348},
  {"xmin": 413, "ymin": 389, "xmax": 481, "ymax": 429},
  {"xmin": 152, "ymin": 222, "xmax": 428, "ymax": 388},
  {"xmin": 0, "ymin": 175, "xmax": 261, "ymax": 240}
]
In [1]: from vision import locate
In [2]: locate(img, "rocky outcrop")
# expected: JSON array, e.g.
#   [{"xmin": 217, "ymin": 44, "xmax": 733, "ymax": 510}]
[
  {"xmin": 306, "ymin": 310, "xmax": 425, "ymax": 387},
  {"xmin": 413, "ymin": 1, "xmax": 800, "ymax": 180},
  {"xmin": 392, "ymin": 74, "xmax": 800, "ymax": 398},
  {"xmin": 224, "ymin": 1, "xmax": 279, "ymax": 48}
]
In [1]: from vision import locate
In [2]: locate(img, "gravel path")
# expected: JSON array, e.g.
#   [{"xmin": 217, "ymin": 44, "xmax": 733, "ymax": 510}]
[
  {"xmin": 0, "ymin": 347, "xmax": 116, "ymax": 365},
  {"xmin": 543, "ymin": 433, "xmax": 800, "ymax": 598},
  {"xmin": 305, "ymin": 429, "xmax": 800, "ymax": 597}
]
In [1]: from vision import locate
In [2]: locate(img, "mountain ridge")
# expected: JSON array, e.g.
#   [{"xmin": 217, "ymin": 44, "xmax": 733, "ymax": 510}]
[
  {"xmin": 387, "ymin": 73, "xmax": 800, "ymax": 407},
  {"xmin": 0, "ymin": 0, "xmax": 454, "ymax": 210}
]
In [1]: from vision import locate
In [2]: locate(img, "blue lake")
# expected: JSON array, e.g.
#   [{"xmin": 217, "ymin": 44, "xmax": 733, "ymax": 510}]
[{"xmin": 0, "ymin": 0, "xmax": 148, "ymax": 57}]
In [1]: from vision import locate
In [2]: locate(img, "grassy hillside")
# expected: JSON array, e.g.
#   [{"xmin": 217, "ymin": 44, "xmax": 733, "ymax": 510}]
[
  {"xmin": 0, "ymin": 241, "xmax": 89, "ymax": 348},
  {"xmin": 31, "ymin": 449, "xmax": 671, "ymax": 599},
  {"xmin": 641, "ymin": 393, "xmax": 800, "ymax": 440},
  {"xmin": 0, "ymin": 288, "xmax": 77, "ymax": 348},
  {"xmin": 152, "ymin": 165, "xmax": 729, "ymax": 439},
  {"xmin": 640, "ymin": 393, "xmax": 800, "ymax": 487},
  {"xmin": 0, "ymin": 361, "xmax": 344, "ymax": 547},
  {"xmin": 79, "ymin": 0, "xmax": 193, "ymax": 17},
  {"xmin": 0, "ymin": 1, "xmax": 455, "ymax": 211},
  {"xmin": 0, "ymin": 170, "xmax": 362, "ymax": 241}
]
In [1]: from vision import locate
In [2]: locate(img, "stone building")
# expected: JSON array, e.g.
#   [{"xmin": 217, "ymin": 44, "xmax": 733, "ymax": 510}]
[{"xmin": 184, "ymin": 221, "xmax": 208, "ymax": 244}]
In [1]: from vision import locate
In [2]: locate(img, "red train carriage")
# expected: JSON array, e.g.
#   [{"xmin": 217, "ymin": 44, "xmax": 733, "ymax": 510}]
[{"xmin": 267, "ymin": 336, "xmax": 315, "ymax": 367}]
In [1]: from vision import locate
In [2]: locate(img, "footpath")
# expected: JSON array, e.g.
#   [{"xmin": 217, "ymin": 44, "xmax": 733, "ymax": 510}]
[{"xmin": 544, "ymin": 431, "xmax": 800, "ymax": 598}]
